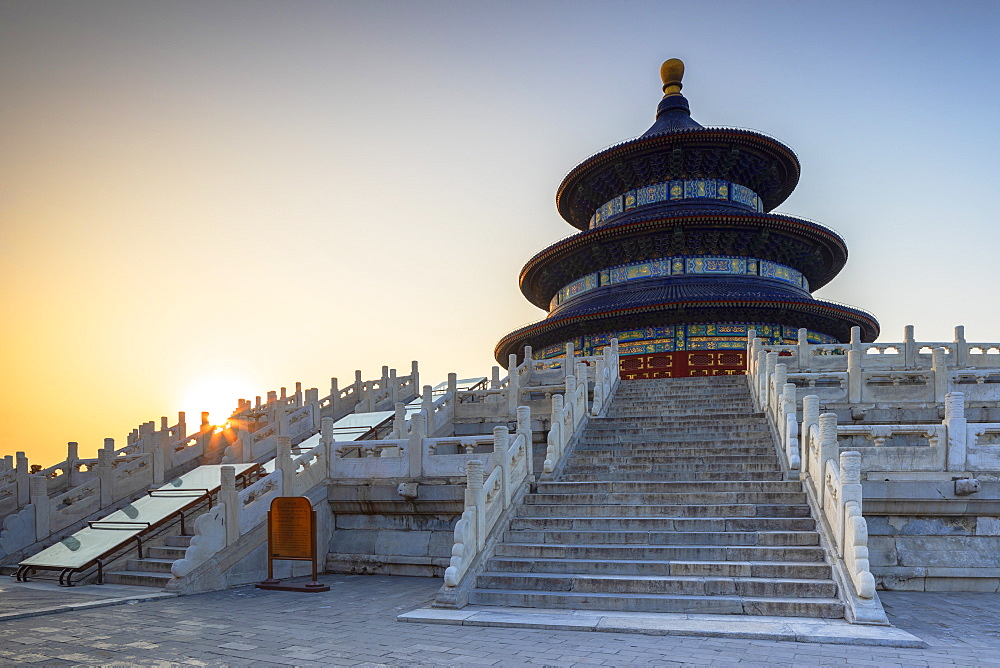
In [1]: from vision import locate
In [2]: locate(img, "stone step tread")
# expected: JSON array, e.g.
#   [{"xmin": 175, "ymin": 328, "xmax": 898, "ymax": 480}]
[
  {"xmin": 478, "ymin": 571, "xmax": 836, "ymax": 585},
  {"xmin": 510, "ymin": 516, "xmax": 814, "ymax": 525},
  {"xmin": 105, "ymin": 570, "xmax": 172, "ymax": 580},
  {"xmin": 504, "ymin": 531, "xmax": 820, "ymax": 546},
  {"xmin": 525, "ymin": 495, "xmax": 808, "ymax": 505},
  {"xmin": 468, "ymin": 589, "xmax": 845, "ymax": 613},
  {"xmin": 520, "ymin": 504, "xmax": 811, "ymax": 515},
  {"xmin": 494, "ymin": 544, "xmax": 826, "ymax": 562},
  {"xmin": 535, "ymin": 482, "xmax": 802, "ymax": 491},
  {"xmin": 129, "ymin": 558, "xmax": 175, "ymax": 566},
  {"xmin": 558, "ymin": 474, "xmax": 787, "ymax": 481},
  {"xmin": 489, "ymin": 557, "xmax": 832, "ymax": 571}
]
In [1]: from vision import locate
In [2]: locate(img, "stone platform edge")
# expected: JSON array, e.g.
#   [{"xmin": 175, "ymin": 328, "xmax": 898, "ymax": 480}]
[
  {"xmin": 398, "ymin": 605, "xmax": 926, "ymax": 648},
  {"xmin": 0, "ymin": 589, "xmax": 176, "ymax": 623}
]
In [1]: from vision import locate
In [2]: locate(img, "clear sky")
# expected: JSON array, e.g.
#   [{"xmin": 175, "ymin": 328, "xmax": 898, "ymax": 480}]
[{"xmin": 2, "ymin": 0, "xmax": 999, "ymax": 467}]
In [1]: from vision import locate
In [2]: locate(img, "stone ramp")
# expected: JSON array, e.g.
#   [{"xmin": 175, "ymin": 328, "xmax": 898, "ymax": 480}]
[{"xmin": 469, "ymin": 376, "xmax": 845, "ymax": 619}]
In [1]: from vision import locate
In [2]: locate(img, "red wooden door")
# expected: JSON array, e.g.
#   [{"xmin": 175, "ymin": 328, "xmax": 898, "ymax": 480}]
[{"xmin": 618, "ymin": 351, "xmax": 746, "ymax": 379}]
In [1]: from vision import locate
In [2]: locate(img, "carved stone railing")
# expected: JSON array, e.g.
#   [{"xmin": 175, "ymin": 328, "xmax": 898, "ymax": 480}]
[
  {"xmin": 544, "ymin": 340, "xmax": 620, "ymax": 475},
  {"xmin": 802, "ymin": 412, "xmax": 877, "ymax": 606},
  {"xmin": 442, "ymin": 409, "xmax": 532, "ymax": 593}
]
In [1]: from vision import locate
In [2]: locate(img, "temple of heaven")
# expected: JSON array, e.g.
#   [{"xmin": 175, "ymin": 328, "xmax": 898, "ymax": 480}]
[{"xmin": 495, "ymin": 58, "xmax": 879, "ymax": 379}]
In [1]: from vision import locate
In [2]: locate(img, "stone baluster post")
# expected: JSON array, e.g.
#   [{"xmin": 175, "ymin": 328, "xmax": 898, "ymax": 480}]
[
  {"xmin": 565, "ymin": 341, "xmax": 575, "ymax": 366},
  {"xmin": 944, "ymin": 391, "xmax": 967, "ymax": 471},
  {"xmin": 507, "ymin": 353, "xmax": 520, "ymax": 417},
  {"xmin": 850, "ymin": 326, "xmax": 862, "ymax": 355},
  {"xmin": 840, "ymin": 450, "xmax": 864, "ymax": 557},
  {"xmin": 465, "ymin": 459, "xmax": 486, "ymax": 550},
  {"xmin": 410, "ymin": 361, "xmax": 420, "ymax": 399},
  {"xmin": 161, "ymin": 416, "xmax": 176, "ymax": 472},
  {"xmin": 305, "ymin": 387, "xmax": 320, "ymax": 430},
  {"xmin": 954, "ymin": 325, "xmax": 968, "ymax": 368},
  {"xmin": 15, "ymin": 452, "xmax": 28, "ymax": 507},
  {"xmin": 764, "ymin": 351, "xmax": 777, "ymax": 409},
  {"xmin": 329, "ymin": 377, "xmax": 339, "ymax": 414},
  {"xmin": 847, "ymin": 349, "xmax": 863, "ymax": 404},
  {"xmin": 389, "ymin": 368, "xmax": 399, "ymax": 404},
  {"xmin": 448, "ymin": 372, "xmax": 458, "ymax": 401},
  {"xmin": 781, "ymin": 382, "xmax": 796, "ymax": 455},
  {"xmin": 817, "ymin": 413, "xmax": 839, "ymax": 508},
  {"xmin": 491, "ymin": 366, "xmax": 501, "ymax": 390},
  {"xmin": 381, "ymin": 365, "xmax": 390, "ymax": 397},
  {"xmin": 407, "ymin": 411, "xmax": 426, "ymax": 478},
  {"xmin": 1, "ymin": 454, "xmax": 11, "ymax": 472},
  {"xmin": 421, "ymin": 384, "xmax": 434, "ymax": 432},
  {"xmin": 29, "ymin": 474, "xmax": 48, "ymax": 543},
  {"xmin": 150, "ymin": 419, "xmax": 165, "ymax": 484},
  {"xmin": 801, "ymin": 395, "xmax": 820, "ymax": 477},
  {"xmin": 903, "ymin": 324, "xmax": 916, "ymax": 369},
  {"xmin": 755, "ymin": 346, "xmax": 767, "ymax": 408},
  {"xmin": 797, "ymin": 328, "xmax": 809, "ymax": 371},
  {"xmin": 522, "ymin": 346, "xmax": 533, "ymax": 385},
  {"xmin": 550, "ymin": 393, "xmax": 565, "ymax": 456},
  {"xmin": 354, "ymin": 370, "xmax": 363, "ymax": 408},
  {"xmin": 255, "ymin": 395, "xmax": 262, "ymax": 409},
  {"xmin": 321, "ymin": 416, "xmax": 334, "ymax": 448},
  {"xmin": 516, "ymin": 405, "xmax": 533, "ymax": 477},
  {"xmin": 220, "ymin": 465, "xmax": 240, "ymax": 546},
  {"xmin": 392, "ymin": 403, "xmax": 407, "ymax": 439},
  {"xmin": 97, "ymin": 440, "xmax": 115, "ymax": 507},
  {"xmin": 276, "ymin": 436, "xmax": 294, "ymax": 496},
  {"xmin": 576, "ymin": 360, "xmax": 589, "ymax": 393},
  {"xmin": 65, "ymin": 441, "xmax": 79, "ymax": 479},
  {"xmin": 772, "ymin": 363, "xmax": 787, "ymax": 424},
  {"xmin": 493, "ymin": 425, "xmax": 511, "ymax": 506},
  {"xmin": 932, "ymin": 347, "xmax": 949, "ymax": 403},
  {"xmin": 294, "ymin": 382, "xmax": 303, "ymax": 408}
]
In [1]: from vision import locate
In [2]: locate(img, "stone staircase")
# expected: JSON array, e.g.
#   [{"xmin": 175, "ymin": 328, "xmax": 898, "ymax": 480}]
[
  {"xmin": 470, "ymin": 376, "xmax": 844, "ymax": 618},
  {"xmin": 103, "ymin": 534, "xmax": 192, "ymax": 587}
]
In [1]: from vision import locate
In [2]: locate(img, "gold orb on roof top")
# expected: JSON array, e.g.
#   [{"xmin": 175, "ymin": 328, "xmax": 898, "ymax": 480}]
[{"xmin": 660, "ymin": 58, "xmax": 685, "ymax": 96}]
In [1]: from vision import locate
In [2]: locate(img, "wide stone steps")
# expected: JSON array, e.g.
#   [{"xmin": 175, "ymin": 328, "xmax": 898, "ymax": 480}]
[
  {"xmin": 519, "ymin": 504, "xmax": 812, "ymax": 518},
  {"xmin": 472, "ymin": 376, "xmax": 840, "ymax": 620},
  {"xmin": 493, "ymin": 542, "xmax": 828, "ymax": 562}
]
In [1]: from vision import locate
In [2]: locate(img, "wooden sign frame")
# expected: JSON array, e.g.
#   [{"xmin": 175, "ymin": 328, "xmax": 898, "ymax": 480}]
[{"xmin": 256, "ymin": 496, "xmax": 329, "ymax": 593}]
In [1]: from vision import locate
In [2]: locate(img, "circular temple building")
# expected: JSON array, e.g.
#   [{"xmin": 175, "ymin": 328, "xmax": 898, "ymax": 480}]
[{"xmin": 496, "ymin": 59, "xmax": 878, "ymax": 378}]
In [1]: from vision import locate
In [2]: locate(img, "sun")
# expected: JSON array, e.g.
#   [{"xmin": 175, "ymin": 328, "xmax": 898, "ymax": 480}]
[{"xmin": 180, "ymin": 375, "xmax": 255, "ymax": 428}]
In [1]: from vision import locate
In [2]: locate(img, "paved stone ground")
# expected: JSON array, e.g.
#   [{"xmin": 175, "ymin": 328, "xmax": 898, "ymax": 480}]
[
  {"xmin": 0, "ymin": 574, "xmax": 998, "ymax": 666},
  {"xmin": 0, "ymin": 580, "xmax": 174, "ymax": 621}
]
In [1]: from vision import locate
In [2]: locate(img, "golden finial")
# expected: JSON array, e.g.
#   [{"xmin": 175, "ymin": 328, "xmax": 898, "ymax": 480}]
[{"xmin": 660, "ymin": 58, "xmax": 685, "ymax": 97}]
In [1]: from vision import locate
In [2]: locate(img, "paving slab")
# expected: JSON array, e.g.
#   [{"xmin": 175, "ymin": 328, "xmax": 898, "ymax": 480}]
[{"xmin": 399, "ymin": 605, "xmax": 926, "ymax": 647}]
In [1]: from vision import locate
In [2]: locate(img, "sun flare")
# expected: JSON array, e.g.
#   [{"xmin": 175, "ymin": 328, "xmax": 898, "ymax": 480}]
[{"xmin": 180, "ymin": 375, "xmax": 254, "ymax": 427}]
